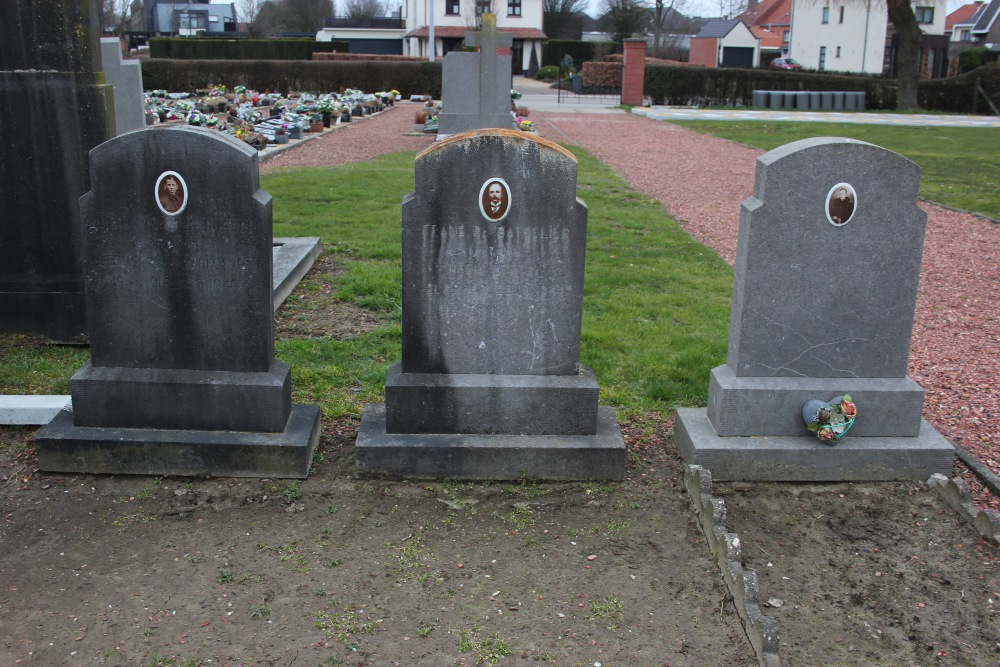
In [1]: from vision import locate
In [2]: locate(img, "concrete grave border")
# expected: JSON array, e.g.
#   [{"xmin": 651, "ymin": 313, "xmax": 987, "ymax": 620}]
[{"xmin": 685, "ymin": 464, "xmax": 781, "ymax": 667}]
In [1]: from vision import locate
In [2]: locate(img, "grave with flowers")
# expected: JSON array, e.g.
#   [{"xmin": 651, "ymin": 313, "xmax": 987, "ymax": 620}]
[{"xmin": 675, "ymin": 138, "xmax": 953, "ymax": 481}]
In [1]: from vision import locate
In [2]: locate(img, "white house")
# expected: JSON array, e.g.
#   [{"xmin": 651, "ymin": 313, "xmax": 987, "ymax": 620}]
[
  {"xmin": 130, "ymin": 0, "xmax": 237, "ymax": 35},
  {"xmin": 787, "ymin": 0, "xmax": 947, "ymax": 73},
  {"xmin": 401, "ymin": 0, "xmax": 546, "ymax": 74}
]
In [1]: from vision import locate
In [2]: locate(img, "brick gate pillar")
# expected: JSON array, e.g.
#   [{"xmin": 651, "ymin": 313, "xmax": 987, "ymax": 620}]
[{"xmin": 621, "ymin": 38, "xmax": 647, "ymax": 106}]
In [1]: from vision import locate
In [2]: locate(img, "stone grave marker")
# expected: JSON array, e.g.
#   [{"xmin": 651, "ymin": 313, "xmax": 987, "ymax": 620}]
[
  {"xmin": 100, "ymin": 37, "xmax": 145, "ymax": 135},
  {"xmin": 675, "ymin": 137, "xmax": 953, "ymax": 481},
  {"xmin": 356, "ymin": 129, "xmax": 625, "ymax": 480},
  {"xmin": 36, "ymin": 126, "xmax": 321, "ymax": 478},
  {"xmin": 0, "ymin": 0, "xmax": 114, "ymax": 341},
  {"xmin": 437, "ymin": 14, "xmax": 513, "ymax": 136}
]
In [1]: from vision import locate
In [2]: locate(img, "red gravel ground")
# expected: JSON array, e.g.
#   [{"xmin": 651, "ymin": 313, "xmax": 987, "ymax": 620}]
[{"xmin": 261, "ymin": 105, "xmax": 999, "ymax": 508}]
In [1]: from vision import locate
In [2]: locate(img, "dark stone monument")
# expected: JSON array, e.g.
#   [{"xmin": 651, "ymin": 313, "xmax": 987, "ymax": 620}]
[
  {"xmin": 675, "ymin": 138, "xmax": 953, "ymax": 481},
  {"xmin": 36, "ymin": 126, "xmax": 321, "ymax": 478},
  {"xmin": 0, "ymin": 0, "xmax": 115, "ymax": 341},
  {"xmin": 356, "ymin": 129, "xmax": 625, "ymax": 480},
  {"xmin": 437, "ymin": 14, "xmax": 513, "ymax": 136}
]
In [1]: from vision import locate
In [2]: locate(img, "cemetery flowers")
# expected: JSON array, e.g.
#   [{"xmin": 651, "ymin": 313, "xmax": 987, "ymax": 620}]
[{"xmin": 803, "ymin": 394, "xmax": 857, "ymax": 443}]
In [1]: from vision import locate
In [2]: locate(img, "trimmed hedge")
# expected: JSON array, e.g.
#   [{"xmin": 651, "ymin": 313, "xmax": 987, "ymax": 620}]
[
  {"xmin": 313, "ymin": 52, "xmax": 424, "ymax": 62},
  {"xmin": 542, "ymin": 40, "xmax": 618, "ymax": 67},
  {"xmin": 583, "ymin": 62, "xmax": 622, "ymax": 89},
  {"xmin": 644, "ymin": 65, "xmax": 897, "ymax": 109},
  {"xmin": 149, "ymin": 38, "xmax": 348, "ymax": 60},
  {"xmin": 141, "ymin": 59, "xmax": 442, "ymax": 97},
  {"xmin": 919, "ymin": 63, "xmax": 1000, "ymax": 114},
  {"xmin": 642, "ymin": 62, "xmax": 1000, "ymax": 114}
]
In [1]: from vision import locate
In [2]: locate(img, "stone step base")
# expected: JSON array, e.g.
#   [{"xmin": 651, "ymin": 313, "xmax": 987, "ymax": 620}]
[
  {"xmin": 356, "ymin": 404, "xmax": 625, "ymax": 481},
  {"xmin": 35, "ymin": 404, "xmax": 321, "ymax": 479},
  {"xmin": 676, "ymin": 408, "xmax": 953, "ymax": 482}
]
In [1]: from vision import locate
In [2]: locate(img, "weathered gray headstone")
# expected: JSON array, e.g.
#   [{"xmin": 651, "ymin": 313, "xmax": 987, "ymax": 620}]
[
  {"xmin": 0, "ymin": 0, "xmax": 114, "ymax": 342},
  {"xmin": 36, "ymin": 126, "xmax": 321, "ymax": 478},
  {"xmin": 356, "ymin": 129, "xmax": 625, "ymax": 480},
  {"xmin": 100, "ymin": 37, "xmax": 145, "ymax": 135},
  {"xmin": 676, "ymin": 137, "xmax": 953, "ymax": 481},
  {"xmin": 437, "ymin": 14, "xmax": 512, "ymax": 136}
]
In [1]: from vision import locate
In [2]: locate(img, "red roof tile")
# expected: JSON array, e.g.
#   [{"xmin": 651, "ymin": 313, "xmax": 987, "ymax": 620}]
[{"xmin": 947, "ymin": 2, "xmax": 985, "ymax": 30}]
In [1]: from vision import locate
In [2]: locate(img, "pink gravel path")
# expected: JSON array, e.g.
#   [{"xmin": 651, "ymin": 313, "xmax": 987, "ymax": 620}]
[{"xmin": 535, "ymin": 111, "xmax": 1000, "ymax": 502}]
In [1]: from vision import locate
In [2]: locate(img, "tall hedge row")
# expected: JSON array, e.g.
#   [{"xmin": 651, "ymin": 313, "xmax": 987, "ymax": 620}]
[
  {"xmin": 644, "ymin": 66, "xmax": 897, "ymax": 108},
  {"xmin": 149, "ymin": 38, "xmax": 348, "ymax": 60},
  {"xmin": 542, "ymin": 40, "xmax": 618, "ymax": 67},
  {"xmin": 919, "ymin": 63, "xmax": 1000, "ymax": 114},
  {"xmin": 643, "ymin": 62, "xmax": 1000, "ymax": 113},
  {"xmin": 141, "ymin": 59, "xmax": 442, "ymax": 97}
]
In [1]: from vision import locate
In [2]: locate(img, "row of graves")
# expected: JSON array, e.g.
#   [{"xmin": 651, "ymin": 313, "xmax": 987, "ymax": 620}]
[
  {"xmin": 11, "ymin": 9, "xmax": 953, "ymax": 484},
  {"xmin": 144, "ymin": 86, "xmax": 401, "ymax": 149}
]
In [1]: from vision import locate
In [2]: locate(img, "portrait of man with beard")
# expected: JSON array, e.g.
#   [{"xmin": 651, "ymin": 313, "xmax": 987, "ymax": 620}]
[{"xmin": 479, "ymin": 178, "xmax": 510, "ymax": 222}]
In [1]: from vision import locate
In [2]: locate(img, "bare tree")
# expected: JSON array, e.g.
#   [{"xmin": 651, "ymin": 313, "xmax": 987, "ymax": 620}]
[
  {"xmin": 542, "ymin": 0, "xmax": 587, "ymax": 40},
  {"xmin": 344, "ymin": 0, "xmax": 386, "ymax": 17},
  {"xmin": 716, "ymin": 0, "xmax": 747, "ymax": 19},
  {"xmin": 886, "ymin": 0, "xmax": 921, "ymax": 110},
  {"xmin": 599, "ymin": 0, "xmax": 648, "ymax": 46},
  {"xmin": 650, "ymin": 0, "xmax": 689, "ymax": 57},
  {"xmin": 102, "ymin": 0, "xmax": 131, "ymax": 35}
]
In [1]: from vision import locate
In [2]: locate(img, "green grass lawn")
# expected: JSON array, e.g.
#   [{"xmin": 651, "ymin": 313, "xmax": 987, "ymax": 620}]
[
  {"xmin": 670, "ymin": 121, "xmax": 1000, "ymax": 220},
  {"xmin": 0, "ymin": 148, "xmax": 734, "ymax": 420}
]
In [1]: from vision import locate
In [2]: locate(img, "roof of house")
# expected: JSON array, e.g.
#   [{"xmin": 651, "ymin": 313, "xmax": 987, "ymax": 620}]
[
  {"xmin": 947, "ymin": 2, "xmax": 985, "ymax": 31},
  {"xmin": 694, "ymin": 18, "xmax": 743, "ymax": 39},
  {"xmin": 739, "ymin": 0, "xmax": 791, "ymax": 29},
  {"xmin": 404, "ymin": 26, "xmax": 547, "ymax": 40},
  {"xmin": 972, "ymin": 0, "xmax": 1000, "ymax": 33},
  {"xmin": 749, "ymin": 25, "xmax": 783, "ymax": 48}
]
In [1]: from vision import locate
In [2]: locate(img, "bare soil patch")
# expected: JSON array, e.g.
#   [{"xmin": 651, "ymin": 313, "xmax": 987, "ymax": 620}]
[{"xmin": 274, "ymin": 253, "xmax": 383, "ymax": 339}]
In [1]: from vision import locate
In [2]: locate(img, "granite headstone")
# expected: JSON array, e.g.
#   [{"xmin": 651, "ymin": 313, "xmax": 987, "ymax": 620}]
[
  {"xmin": 356, "ymin": 129, "xmax": 625, "ymax": 480},
  {"xmin": 100, "ymin": 37, "xmax": 145, "ymax": 135},
  {"xmin": 0, "ymin": 0, "xmax": 114, "ymax": 342},
  {"xmin": 437, "ymin": 14, "xmax": 513, "ymax": 136},
  {"xmin": 675, "ymin": 137, "xmax": 953, "ymax": 481},
  {"xmin": 36, "ymin": 126, "xmax": 321, "ymax": 478}
]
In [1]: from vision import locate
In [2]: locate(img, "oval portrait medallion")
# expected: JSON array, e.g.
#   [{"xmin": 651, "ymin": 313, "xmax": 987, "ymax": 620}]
[
  {"xmin": 825, "ymin": 182, "xmax": 856, "ymax": 227},
  {"xmin": 155, "ymin": 170, "xmax": 188, "ymax": 216},
  {"xmin": 479, "ymin": 177, "xmax": 511, "ymax": 223}
]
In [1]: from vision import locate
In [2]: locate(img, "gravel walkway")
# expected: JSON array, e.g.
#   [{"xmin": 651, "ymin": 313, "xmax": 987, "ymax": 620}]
[{"xmin": 261, "ymin": 103, "xmax": 999, "ymax": 506}]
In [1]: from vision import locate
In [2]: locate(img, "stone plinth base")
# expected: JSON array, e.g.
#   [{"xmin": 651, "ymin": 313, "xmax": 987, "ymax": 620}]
[
  {"xmin": 386, "ymin": 363, "xmax": 599, "ymax": 435},
  {"xmin": 35, "ymin": 404, "xmax": 321, "ymax": 478},
  {"xmin": 707, "ymin": 365, "xmax": 924, "ymax": 437},
  {"xmin": 676, "ymin": 408, "xmax": 953, "ymax": 482},
  {"xmin": 356, "ymin": 404, "xmax": 625, "ymax": 480},
  {"xmin": 70, "ymin": 360, "xmax": 292, "ymax": 432}
]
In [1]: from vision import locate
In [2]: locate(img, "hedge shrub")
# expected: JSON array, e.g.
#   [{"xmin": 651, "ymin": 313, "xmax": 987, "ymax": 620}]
[
  {"xmin": 149, "ymin": 38, "xmax": 348, "ymax": 60},
  {"xmin": 919, "ymin": 63, "xmax": 1000, "ymax": 114},
  {"xmin": 582, "ymin": 62, "xmax": 622, "ymax": 89},
  {"xmin": 542, "ymin": 40, "xmax": 618, "ymax": 67},
  {"xmin": 644, "ymin": 65, "xmax": 896, "ymax": 109},
  {"xmin": 141, "ymin": 59, "xmax": 442, "ymax": 97}
]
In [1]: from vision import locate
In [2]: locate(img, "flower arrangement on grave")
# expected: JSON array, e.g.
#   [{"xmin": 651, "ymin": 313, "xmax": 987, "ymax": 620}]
[
  {"xmin": 511, "ymin": 89, "xmax": 522, "ymax": 100},
  {"xmin": 316, "ymin": 98, "xmax": 338, "ymax": 114},
  {"xmin": 516, "ymin": 117, "xmax": 534, "ymax": 131},
  {"xmin": 802, "ymin": 394, "xmax": 857, "ymax": 444},
  {"xmin": 234, "ymin": 85, "xmax": 247, "ymax": 95},
  {"xmin": 186, "ymin": 109, "xmax": 208, "ymax": 126}
]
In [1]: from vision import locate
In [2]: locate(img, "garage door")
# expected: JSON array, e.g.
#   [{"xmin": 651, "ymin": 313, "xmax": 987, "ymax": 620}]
[{"xmin": 721, "ymin": 46, "xmax": 754, "ymax": 68}]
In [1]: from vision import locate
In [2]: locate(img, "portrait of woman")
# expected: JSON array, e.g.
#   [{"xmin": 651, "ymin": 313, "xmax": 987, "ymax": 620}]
[
  {"xmin": 479, "ymin": 177, "xmax": 511, "ymax": 222},
  {"xmin": 156, "ymin": 171, "xmax": 187, "ymax": 215},
  {"xmin": 826, "ymin": 183, "xmax": 856, "ymax": 226}
]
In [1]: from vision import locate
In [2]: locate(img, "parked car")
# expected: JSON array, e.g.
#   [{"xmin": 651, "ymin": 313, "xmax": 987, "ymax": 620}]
[{"xmin": 770, "ymin": 58, "xmax": 802, "ymax": 71}]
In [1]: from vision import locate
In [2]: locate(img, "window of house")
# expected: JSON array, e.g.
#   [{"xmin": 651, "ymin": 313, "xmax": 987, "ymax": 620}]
[
  {"xmin": 475, "ymin": 0, "xmax": 492, "ymax": 15},
  {"xmin": 178, "ymin": 11, "xmax": 206, "ymax": 31},
  {"xmin": 208, "ymin": 16, "xmax": 219, "ymax": 23},
  {"xmin": 914, "ymin": 6, "xmax": 934, "ymax": 23},
  {"xmin": 960, "ymin": 28, "xmax": 971, "ymax": 41},
  {"xmin": 446, "ymin": 0, "xmax": 460, "ymax": 15},
  {"xmin": 819, "ymin": 45, "xmax": 826, "ymax": 70},
  {"xmin": 822, "ymin": 6, "xmax": 829, "ymax": 23},
  {"xmin": 508, "ymin": 0, "xmax": 521, "ymax": 16},
  {"xmin": 836, "ymin": 45, "xmax": 841, "ymax": 57},
  {"xmin": 782, "ymin": 29, "xmax": 789, "ymax": 43},
  {"xmin": 839, "ymin": 6, "xmax": 844, "ymax": 23}
]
